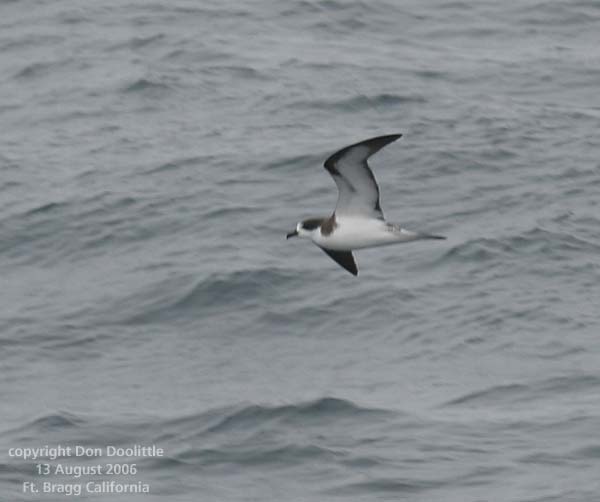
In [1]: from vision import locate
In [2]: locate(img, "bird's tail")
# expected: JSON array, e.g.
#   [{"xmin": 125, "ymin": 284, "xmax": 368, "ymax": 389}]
[{"xmin": 388, "ymin": 224, "xmax": 446, "ymax": 241}]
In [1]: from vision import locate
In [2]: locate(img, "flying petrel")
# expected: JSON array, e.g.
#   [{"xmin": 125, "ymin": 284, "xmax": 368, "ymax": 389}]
[{"xmin": 286, "ymin": 134, "xmax": 445, "ymax": 276}]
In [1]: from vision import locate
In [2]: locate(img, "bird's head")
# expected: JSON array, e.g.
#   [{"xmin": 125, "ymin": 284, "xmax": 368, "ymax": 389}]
[{"xmin": 286, "ymin": 218, "xmax": 324, "ymax": 240}]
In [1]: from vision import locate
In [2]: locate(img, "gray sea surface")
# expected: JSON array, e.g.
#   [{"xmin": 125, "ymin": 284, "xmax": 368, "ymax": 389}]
[{"xmin": 1, "ymin": 0, "xmax": 600, "ymax": 500}]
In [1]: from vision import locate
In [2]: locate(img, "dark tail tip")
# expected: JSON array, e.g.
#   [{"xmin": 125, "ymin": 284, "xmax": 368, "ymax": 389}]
[{"xmin": 425, "ymin": 234, "xmax": 446, "ymax": 240}]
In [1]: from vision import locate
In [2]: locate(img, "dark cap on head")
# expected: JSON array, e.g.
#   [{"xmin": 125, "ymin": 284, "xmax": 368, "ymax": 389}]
[{"xmin": 300, "ymin": 218, "xmax": 324, "ymax": 230}]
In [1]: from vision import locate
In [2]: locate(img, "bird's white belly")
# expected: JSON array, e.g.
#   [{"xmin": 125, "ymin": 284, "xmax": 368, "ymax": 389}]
[{"xmin": 313, "ymin": 218, "xmax": 408, "ymax": 251}]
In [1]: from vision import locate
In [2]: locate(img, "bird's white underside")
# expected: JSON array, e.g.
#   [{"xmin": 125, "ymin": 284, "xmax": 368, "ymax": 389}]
[{"xmin": 311, "ymin": 216, "xmax": 420, "ymax": 251}]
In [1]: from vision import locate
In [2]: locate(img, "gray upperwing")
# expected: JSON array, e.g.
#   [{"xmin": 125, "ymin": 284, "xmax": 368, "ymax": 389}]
[
  {"xmin": 320, "ymin": 247, "xmax": 358, "ymax": 276},
  {"xmin": 323, "ymin": 134, "xmax": 402, "ymax": 220}
]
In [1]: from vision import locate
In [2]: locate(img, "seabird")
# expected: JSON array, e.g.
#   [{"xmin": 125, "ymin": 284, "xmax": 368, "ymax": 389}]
[{"xmin": 286, "ymin": 134, "xmax": 445, "ymax": 276}]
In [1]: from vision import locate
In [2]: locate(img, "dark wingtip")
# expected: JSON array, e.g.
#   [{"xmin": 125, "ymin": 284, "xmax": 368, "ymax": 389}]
[
  {"xmin": 324, "ymin": 133, "xmax": 403, "ymax": 172},
  {"xmin": 385, "ymin": 133, "xmax": 402, "ymax": 142},
  {"xmin": 345, "ymin": 265, "xmax": 359, "ymax": 276},
  {"xmin": 374, "ymin": 133, "xmax": 402, "ymax": 144}
]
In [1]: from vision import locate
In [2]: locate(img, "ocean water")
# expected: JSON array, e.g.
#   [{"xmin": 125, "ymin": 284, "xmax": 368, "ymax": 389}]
[{"xmin": 1, "ymin": 0, "xmax": 600, "ymax": 500}]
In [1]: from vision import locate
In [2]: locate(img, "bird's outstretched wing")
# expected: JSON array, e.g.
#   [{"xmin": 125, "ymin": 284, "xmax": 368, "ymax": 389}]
[
  {"xmin": 320, "ymin": 247, "xmax": 358, "ymax": 276},
  {"xmin": 323, "ymin": 134, "xmax": 401, "ymax": 220}
]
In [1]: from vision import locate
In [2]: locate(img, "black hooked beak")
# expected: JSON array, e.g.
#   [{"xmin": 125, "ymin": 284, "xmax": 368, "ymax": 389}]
[{"xmin": 286, "ymin": 229, "xmax": 298, "ymax": 239}]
